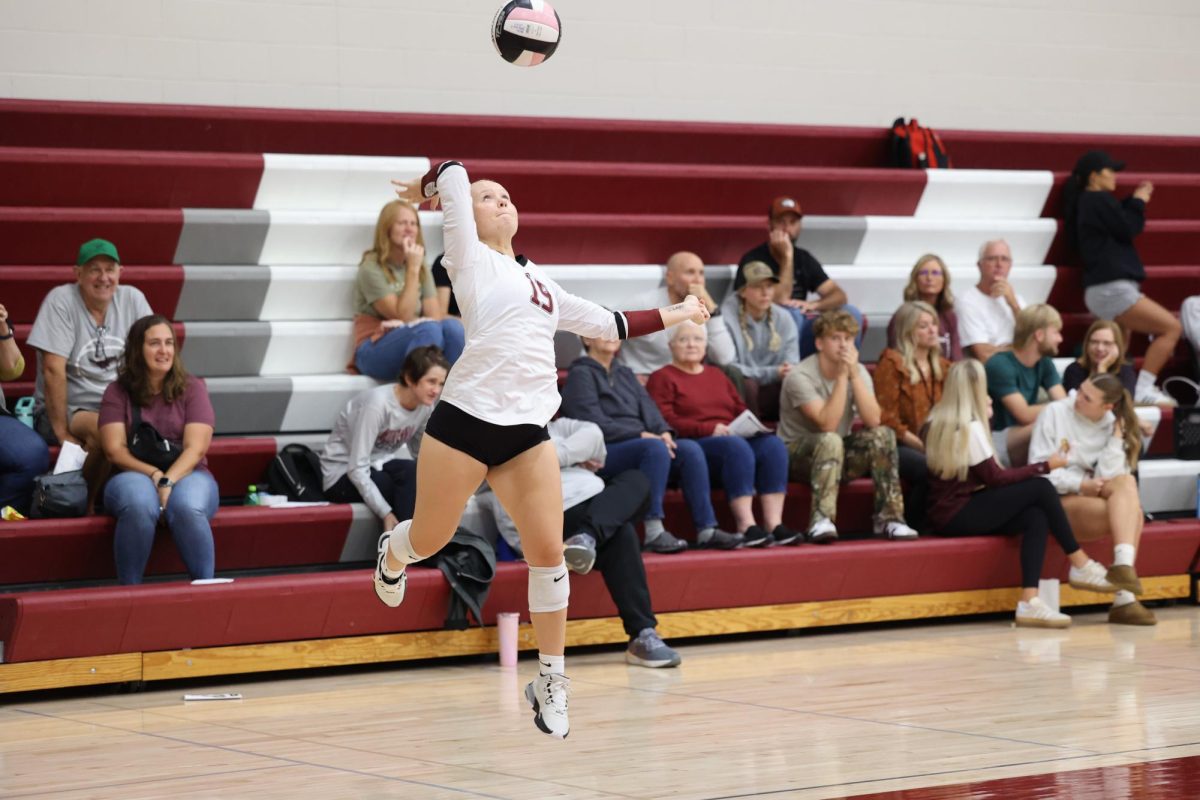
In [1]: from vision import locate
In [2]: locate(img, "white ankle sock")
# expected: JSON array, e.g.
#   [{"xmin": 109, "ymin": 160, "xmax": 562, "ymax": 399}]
[
  {"xmin": 1112, "ymin": 590, "xmax": 1136, "ymax": 608},
  {"xmin": 643, "ymin": 519, "xmax": 665, "ymax": 544},
  {"xmin": 539, "ymin": 653, "xmax": 565, "ymax": 676},
  {"xmin": 1136, "ymin": 369, "xmax": 1157, "ymax": 394},
  {"xmin": 384, "ymin": 520, "xmax": 422, "ymax": 578},
  {"xmin": 1113, "ymin": 543, "xmax": 1136, "ymax": 567}
]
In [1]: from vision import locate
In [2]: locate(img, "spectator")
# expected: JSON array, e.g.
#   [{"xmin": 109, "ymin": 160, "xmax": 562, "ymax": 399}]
[
  {"xmin": 1029, "ymin": 374, "xmax": 1154, "ymax": 625},
  {"xmin": 957, "ymin": 240, "xmax": 1025, "ymax": 363},
  {"xmin": 985, "ymin": 304, "xmax": 1067, "ymax": 467},
  {"xmin": 351, "ymin": 200, "xmax": 465, "ymax": 380},
  {"xmin": 322, "ymin": 346, "xmax": 449, "ymax": 532},
  {"xmin": 777, "ymin": 310, "xmax": 916, "ymax": 543},
  {"xmin": 0, "ymin": 300, "xmax": 50, "ymax": 514},
  {"xmin": 1061, "ymin": 321, "xmax": 1159, "ymax": 442},
  {"xmin": 1062, "ymin": 150, "xmax": 1180, "ymax": 406},
  {"xmin": 737, "ymin": 196, "xmax": 863, "ymax": 356},
  {"xmin": 473, "ymin": 418, "xmax": 682, "ymax": 667},
  {"xmin": 98, "ymin": 315, "xmax": 216, "ymax": 585},
  {"xmin": 886, "ymin": 254, "xmax": 962, "ymax": 360},
  {"xmin": 925, "ymin": 360, "xmax": 1115, "ymax": 629},
  {"xmin": 720, "ymin": 261, "xmax": 799, "ymax": 420},
  {"xmin": 430, "ymin": 254, "xmax": 460, "ymax": 319},
  {"xmin": 28, "ymin": 239, "xmax": 153, "ymax": 509},
  {"xmin": 647, "ymin": 322, "xmax": 801, "ymax": 547},
  {"xmin": 618, "ymin": 251, "xmax": 736, "ymax": 380},
  {"xmin": 874, "ymin": 301, "xmax": 950, "ymax": 531},
  {"xmin": 560, "ymin": 336, "xmax": 743, "ymax": 552}
]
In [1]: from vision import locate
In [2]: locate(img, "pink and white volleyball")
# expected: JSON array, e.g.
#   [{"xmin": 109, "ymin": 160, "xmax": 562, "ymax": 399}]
[{"xmin": 491, "ymin": 0, "xmax": 562, "ymax": 67}]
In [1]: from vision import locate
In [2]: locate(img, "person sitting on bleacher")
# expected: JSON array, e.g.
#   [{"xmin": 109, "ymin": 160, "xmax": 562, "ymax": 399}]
[
  {"xmin": 1063, "ymin": 321, "xmax": 1166, "ymax": 434},
  {"xmin": 1028, "ymin": 373, "xmax": 1155, "ymax": 626},
  {"xmin": 777, "ymin": 310, "xmax": 917, "ymax": 543},
  {"xmin": 0, "ymin": 299, "xmax": 50, "ymax": 515},
  {"xmin": 886, "ymin": 254, "xmax": 962, "ymax": 360},
  {"xmin": 737, "ymin": 196, "xmax": 862, "ymax": 357},
  {"xmin": 98, "ymin": 314, "xmax": 216, "ymax": 585},
  {"xmin": 1062, "ymin": 150, "xmax": 1180, "ymax": 407},
  {"xmin": 956, "ymin": 240, "xmax": 1025, "ymax": 363},
  {"xmin": 985, "ymin": 304, "xmax": 1066, "ymax": 468},
  {"xmin": 925, "ymin": 360, "xmax": 1115, "ymax": 629},
  {"xmin": 29, "ymin": 239, "xmax": 153, "ymax": 510},
  {"xmin": 472, "ymin": 417, "xmax": 683, "ymax": 668},
  {"xmin": 322, "ymin": 346, "xmax": 449, "ymax": 533},
  {"xmin": 618, "ymin": 251, "xmax": 736, "ymax": 381},
  {"xmin": 646, "ymin": 322, "xmax": 801, "ymax": 548},
  {"xmin": 719, "ymin": 261, "xmax": 799, "ymax": 421},
  {"xmin": 351, "ymin": 200, "xmax": 464, "ymax": 380},
  {"xmin": 874, "ymin": 301, "xmax": 950, "ymax": 532},
  {"xmin": 560, "ymin": 337, "xmax": 743, "ymax": 552}
]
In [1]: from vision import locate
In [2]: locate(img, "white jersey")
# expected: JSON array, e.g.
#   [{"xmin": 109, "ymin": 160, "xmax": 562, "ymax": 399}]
[{"xmin": 437, "ymin": 164, "xmax": 620, "ymax": 427}]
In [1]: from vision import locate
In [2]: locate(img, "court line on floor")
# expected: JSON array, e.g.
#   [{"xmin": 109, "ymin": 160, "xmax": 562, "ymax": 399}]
[
  {"xmin": 10, "ymin": 707, "xmax": 514, "ymax": 800},
  {"xmin": 1, "ymin": 765, "xmax": 293, "ymax": 800}
]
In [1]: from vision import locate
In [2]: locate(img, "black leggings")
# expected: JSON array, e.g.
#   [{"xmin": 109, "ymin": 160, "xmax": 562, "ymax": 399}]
[
  {"xmin": 324, "ymin": 459, "xmax": 417, "ymax": 521},
  {"xmin": 936, "ymin": 478, "xmax": 1080, "ymax": 589}
]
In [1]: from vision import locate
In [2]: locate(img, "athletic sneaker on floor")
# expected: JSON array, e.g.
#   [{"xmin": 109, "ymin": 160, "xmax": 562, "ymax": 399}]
[
  {"xmin": 807, "ymin": 516, "xmax": 838, "ymax": 544},
  {"xmin": 741, "ymin": 525, "xmax": 771, "ymax": 547},
  {"xmin": 525, "ymin": 673, "xmax": 571, "ymax": 739},
  {"xmin": 642, "ymin": 529, "xmax": 689, "ymax": 554},
  {"xmin": 625, "ymin": 628, "xmax": 681, "ymax": 668},
  {"xmin": 874, "ymin": 518, "xmax": 919, "ymax": 540},
  {"xmin": 770, "ymin": 524, "xmax": 802, "ymax": 546},
  {"xmin": 373, "ymin": 532, "xmax": 407, "ymax": 608},
  {"xmin": 1015, "ymin": 597, "xmax": 1071, "ymax": 629},
  {"xmin": 695, "ymin": 528, "xmax": 744, "ymax": 550}
]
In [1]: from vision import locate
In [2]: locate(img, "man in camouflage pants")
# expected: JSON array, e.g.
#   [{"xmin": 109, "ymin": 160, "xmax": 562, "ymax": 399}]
[{"xmin": 777, "ymin": 310, "xmax": 916, "ymax": 543}]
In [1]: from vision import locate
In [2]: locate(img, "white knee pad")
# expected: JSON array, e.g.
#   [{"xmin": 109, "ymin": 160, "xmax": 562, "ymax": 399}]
[
  {"xmin": 386, "ymin": 519, "xmax": 423, "ymax": 566},
  {"xmin": 528, "ymin": 561, "xmax": 570, "ymax": 613}
]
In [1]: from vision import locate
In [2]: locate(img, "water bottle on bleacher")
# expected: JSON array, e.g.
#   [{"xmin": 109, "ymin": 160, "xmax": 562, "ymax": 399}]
[{"xmin": 245, "ymin": 484, "xmax": 260, "ymax": 507}]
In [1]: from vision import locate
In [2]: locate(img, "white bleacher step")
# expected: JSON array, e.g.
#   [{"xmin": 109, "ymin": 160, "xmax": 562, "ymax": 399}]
[
  {"xmin": 850, "ymin": 217, "xmax": 1057, "ymax": 267},
  {"xmin": 915, "ymin": 170, "xmax": 1054, "ymax": 220},
  {"xmin": 1139, "ymin": 460, "xmax": 1200, "ymax": 514},
  {"xmin": 254, "ymin": 154, "xmax": 430, "ymax": 212}
]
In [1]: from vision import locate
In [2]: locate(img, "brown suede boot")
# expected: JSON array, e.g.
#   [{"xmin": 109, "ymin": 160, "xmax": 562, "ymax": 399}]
[
  {"xmin": 1106, "ymin": 564, "xmax": 1144, "ymax": 595},
  {"xmin": 1109, "ymin": 600, "xmax": 1157, "ymax": 626}
]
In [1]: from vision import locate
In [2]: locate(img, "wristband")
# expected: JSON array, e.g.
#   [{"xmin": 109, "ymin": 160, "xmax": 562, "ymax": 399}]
[{"xmin": 421, "ymin": 160, "xmax": 464, "ymax": 198}]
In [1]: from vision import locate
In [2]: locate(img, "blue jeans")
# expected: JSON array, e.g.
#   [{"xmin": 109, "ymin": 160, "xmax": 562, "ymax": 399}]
[
  {"xmin": 0, "ymin": 415, "xmax": 50, "ymax": 515},
  {"xmin": 104, "ymin": 469, "xmax": 219, "ymax": 585},
  {"xmin": 354, "ymin": 318, "xmax": 465, "ymax": 381},
  {"xmin": 696, "ymin": 434, "xmax": 789, "ymax": 499},
  {"xmin": 791, "ymin": 304, "xmax": 864, "ymax": 358},
  {"xmin": 600, "ymin": 437, "xmax": 716, "ymax": 530}
]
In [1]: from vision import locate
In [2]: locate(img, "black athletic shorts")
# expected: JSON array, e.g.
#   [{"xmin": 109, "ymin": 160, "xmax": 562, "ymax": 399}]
[{"xmin": 424, "ymin": 401, "xmax": 550, "ymax": 467}]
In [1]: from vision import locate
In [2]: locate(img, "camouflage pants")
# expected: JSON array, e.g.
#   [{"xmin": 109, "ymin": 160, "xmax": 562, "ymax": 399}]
[{"xmin": 786, "ymin": 427, "xmax": 905, "ymax": 526}]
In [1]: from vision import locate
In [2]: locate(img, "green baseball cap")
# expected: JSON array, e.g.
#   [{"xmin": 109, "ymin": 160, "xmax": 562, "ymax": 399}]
[{"xmin": 76, "ymin": 238, "xmax": 120, "ymax": 267}]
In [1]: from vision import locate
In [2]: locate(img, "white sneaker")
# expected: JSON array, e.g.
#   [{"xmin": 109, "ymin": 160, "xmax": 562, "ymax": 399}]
[
  {"xmin": 1135, "ymin": 384, "xmax": 1177, "ymax": 407},
  {"xmin": 525, "ymin": 673, "xmax": 571, "ymax": 739},
  {"xmin": 1068, "ymin": 559, "xmax": 1117, "ymax": 594},
  {"xmin": 1015, "ymin": 597, "xmax": 1071, "ymax": 629},
  {"xmin": 874, "ymin": 518, "xmax": 919, "ymax": 540},
  {"xmin": 807, "ymin": 516, "xmax": 838, "ymax": 544},
  {"xmin": 373, "ymin": 533, "xmax": 407, "ymax": 608}
]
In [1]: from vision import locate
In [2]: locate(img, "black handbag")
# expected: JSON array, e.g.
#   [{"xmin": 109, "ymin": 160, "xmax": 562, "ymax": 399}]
[
  {"xmin": 129, "ymin": 403, "xmax": 183, "ymax": 471},
  {"xmin": 29, "ymin": 470, "xmax": 87, "ymax": 518},
  {"xmin": 1164, "ymin": 379, "xmax": 1200, "ymax": 460}
]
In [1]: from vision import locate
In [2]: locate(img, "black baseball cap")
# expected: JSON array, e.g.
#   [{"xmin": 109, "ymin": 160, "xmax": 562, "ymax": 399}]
[{"xmin": 1073, "ymin": 150, "xmax": 1125, "ymax": 178}]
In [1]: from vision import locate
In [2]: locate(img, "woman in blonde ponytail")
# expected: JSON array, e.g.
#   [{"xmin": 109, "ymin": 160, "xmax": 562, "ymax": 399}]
[{"xmin": 1027, "ymin": 373, "xmax": 1155, "ymax": 626}]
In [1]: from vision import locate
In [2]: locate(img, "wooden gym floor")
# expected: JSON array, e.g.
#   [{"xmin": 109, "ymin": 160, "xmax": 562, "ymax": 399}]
[{"xmin": 2, "ymin": 606, "xmax": 1199, "ymax": 799}]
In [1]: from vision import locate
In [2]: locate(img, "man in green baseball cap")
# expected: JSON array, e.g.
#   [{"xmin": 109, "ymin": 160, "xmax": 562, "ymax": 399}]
[{"xmin": 76, "ymin": 238, "xmax": 121, "ymax": 267}]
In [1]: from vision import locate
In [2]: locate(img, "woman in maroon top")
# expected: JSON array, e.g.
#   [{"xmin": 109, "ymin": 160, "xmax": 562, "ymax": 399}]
[
  {"xmin": 647, "ymin": 323, "xmax": 800, "ymax": 547},
  {"xmin": 925, "ymin": 360, "xmax": 1115, "ymax": 628},
  {"xmin": 99, "ymin": 314, "xmax": 217, "ymax": 584}
]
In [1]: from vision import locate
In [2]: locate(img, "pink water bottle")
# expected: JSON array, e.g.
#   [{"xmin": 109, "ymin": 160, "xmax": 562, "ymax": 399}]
[{"xmin": 497, "ymin": 612, "xmax": 519, "ymax": 667}]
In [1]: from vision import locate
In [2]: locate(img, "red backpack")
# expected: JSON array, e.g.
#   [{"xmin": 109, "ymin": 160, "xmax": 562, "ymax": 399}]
[{"xmin": 890, "ymin": 117, "xmax": 952, "ymax": 168}]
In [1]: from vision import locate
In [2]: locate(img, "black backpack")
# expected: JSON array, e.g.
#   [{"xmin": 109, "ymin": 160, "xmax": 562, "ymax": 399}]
[
  {"xmin": 265, "ymin": 444, "xmax": 327, "ymax": 501},
  {"xmin": 890, "ymin": 117, "xmax": 952, "ymax": 169}
]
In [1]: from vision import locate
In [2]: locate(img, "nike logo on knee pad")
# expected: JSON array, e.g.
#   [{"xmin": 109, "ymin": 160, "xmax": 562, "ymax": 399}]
[{"xmin": 553, "ymin": 572, "xmax": 567, "ymax": 582}]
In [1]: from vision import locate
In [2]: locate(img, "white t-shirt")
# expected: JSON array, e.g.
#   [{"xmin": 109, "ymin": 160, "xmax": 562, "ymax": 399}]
[
  {"xmin": 956, "ymin": 285, "xmax": 1026, "ymax": 349},
  {"xmin": 966, "ymin": 419, "xmax": 996, "ymax": 466},
  {"xmin": 436, "ymin": 164, "xmax": 620, "ymax": 427}
]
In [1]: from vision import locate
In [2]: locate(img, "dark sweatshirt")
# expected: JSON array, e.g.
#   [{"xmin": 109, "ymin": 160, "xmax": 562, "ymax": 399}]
[
  {"xmin": 559, "ymin": 356, "xmax": 672, "ymax": 443},
  {"xmin": 1076, "ymin": 191, "xmax": 1147, "ymax": 288}
]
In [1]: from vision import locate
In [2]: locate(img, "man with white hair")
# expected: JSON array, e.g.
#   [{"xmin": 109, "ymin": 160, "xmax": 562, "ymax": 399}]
[
  {"xmin": 957, "ymin": 239, "xmax": 1026, "ymax": 363},
  {"xmin": 619, "ymin": 251, "xmax": 736, "ymax": 380}
]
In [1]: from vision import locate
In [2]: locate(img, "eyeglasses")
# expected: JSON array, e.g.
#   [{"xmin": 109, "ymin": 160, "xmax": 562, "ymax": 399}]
[{"xmin": 917, "ymin": 269, "xmax": 943, "ymax": 278}]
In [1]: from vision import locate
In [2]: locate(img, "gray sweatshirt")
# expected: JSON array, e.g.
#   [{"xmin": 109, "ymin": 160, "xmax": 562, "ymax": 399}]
[
  {"xmin": 719, "ymin": 294, "xmax": 799, "ymax": 383},
  {"xmin": 319, "ymin": 385, "xmax": 433, "ymax": 519}
]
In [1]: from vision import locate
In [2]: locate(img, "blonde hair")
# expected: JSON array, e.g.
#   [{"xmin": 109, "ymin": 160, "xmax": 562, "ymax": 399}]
[
  {"xmin": 903, "ymin": 254, "xmax": 955, "ymax": 312},
  {"xmin": 1012, "ymin": 303, "xmax": 1062, "ymax": 350},
  {"xmin": 926, "ymin": 360, "xmax": 993, "ymax": 481},
  {"xmin": 1076, "ymin": 319, "xmax": 1127, "ymax": 376},
  {"xmin": 894, "ymin": 301, "xmax": 945, "ymax": 385},
  {"xmin": 1089, "ymin": 373, "xmax": 1141, "ymax": 470},
  {"xmin": 736, "ymin": 295, "xmax": 782, "ymax": 353},
  {"xmin": 812, "ymin": 309, "xmax": 859, "ymax": 339},
  {"xmin": 363, "ymin": 199, "xmax": 429, "ymax": 285}
]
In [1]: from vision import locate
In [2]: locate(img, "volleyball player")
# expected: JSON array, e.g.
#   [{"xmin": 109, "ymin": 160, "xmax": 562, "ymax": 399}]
[{"xmin": 382, "ymin": 160, "xmax": 709, "ymax": 738}]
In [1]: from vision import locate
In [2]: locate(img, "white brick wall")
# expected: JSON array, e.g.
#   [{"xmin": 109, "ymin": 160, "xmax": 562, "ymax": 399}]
[{"xmin": 2, "ymin": 0, "xmax": 1200, "ymax": 135}]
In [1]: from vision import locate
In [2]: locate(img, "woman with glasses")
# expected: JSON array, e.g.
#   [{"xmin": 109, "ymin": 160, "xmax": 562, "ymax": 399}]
[{"xmin": 886, "ymin": 254, "xmax": 962, "ymax": 361}]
